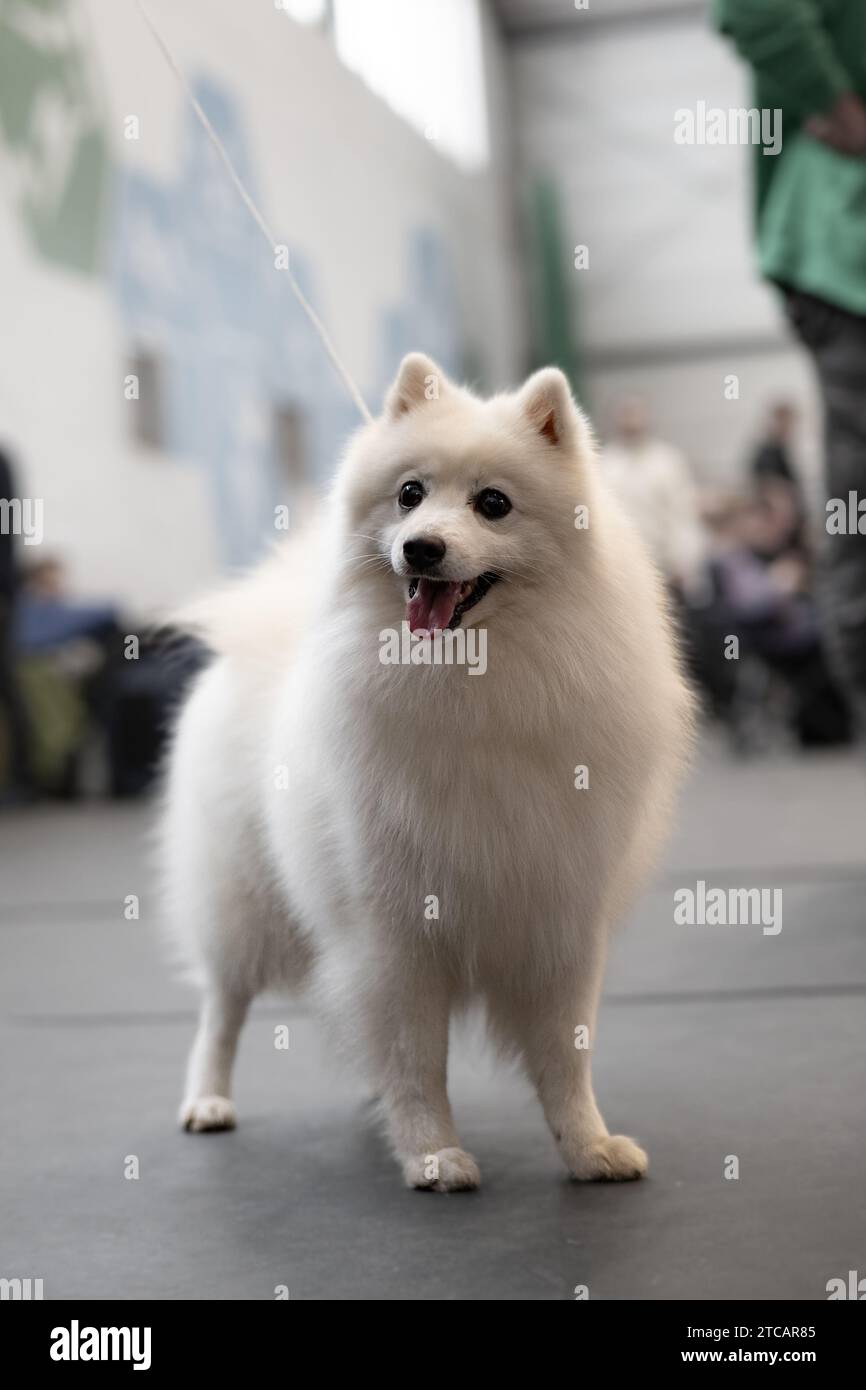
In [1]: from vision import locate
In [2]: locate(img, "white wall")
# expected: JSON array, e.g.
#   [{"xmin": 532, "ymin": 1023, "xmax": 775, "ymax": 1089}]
[
  {"xmin": 0, "ymin": 0, "xmax": 523, "ymax": 616},
  {"xmin": 510, "ymin": 4, "xmax": 823, "ymax": 492}
]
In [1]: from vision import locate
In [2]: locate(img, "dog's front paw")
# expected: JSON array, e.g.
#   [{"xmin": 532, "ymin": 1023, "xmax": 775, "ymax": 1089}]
[
  {"xmin": 403, "ymin": 1147, "xmax": 481, "ymax": 1192},
  {"xmin": 179, "ymin": 1095, "xmax": 237, "ymax": 1133},
  {"xmin": 565, "ymin": 1133, "xmax": 648, "ymax": 1182}
]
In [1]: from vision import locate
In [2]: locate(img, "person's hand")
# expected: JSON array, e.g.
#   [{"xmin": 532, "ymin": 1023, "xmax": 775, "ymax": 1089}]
[
  {"xmin": 768, "ymin": 555, "xmax": 807, "ymax": 597},
  {"xmin": 805, "ymin": 92, "xmax": 866, "ymax": 156}
]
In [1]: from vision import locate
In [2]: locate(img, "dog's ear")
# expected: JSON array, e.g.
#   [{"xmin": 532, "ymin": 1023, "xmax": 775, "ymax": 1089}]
[
  {"xmin": 385, "ymin": 353, "xmax": 448, "ymax": 420},
  {"xmin": 518, "ymin": 367, "xmax": 586, "ymax": 451}
]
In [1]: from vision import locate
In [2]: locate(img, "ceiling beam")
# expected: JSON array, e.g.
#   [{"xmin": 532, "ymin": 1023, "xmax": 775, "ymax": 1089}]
[{"xmin": 496, "ymin": 0, "xmax": 707, "ymax": 44}]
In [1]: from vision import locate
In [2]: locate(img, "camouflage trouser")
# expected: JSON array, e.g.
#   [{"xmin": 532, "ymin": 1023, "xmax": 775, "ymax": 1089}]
[{"xmin": 787, "ymin": 290, "xmax": 866, "ymax": 722}]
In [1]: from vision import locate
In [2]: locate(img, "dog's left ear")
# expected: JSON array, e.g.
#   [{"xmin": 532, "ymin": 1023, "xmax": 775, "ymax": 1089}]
[
  {"xmin": 518, "ymin": 367, "xmax": 584, "ymax": 451},
  {"xmin": 385, "ymin": 353, "xmax": 449, "ymax": 420}
]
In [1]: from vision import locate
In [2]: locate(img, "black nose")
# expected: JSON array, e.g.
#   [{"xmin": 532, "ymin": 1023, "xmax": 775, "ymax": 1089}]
[{"xmin": 403, "ymin": 535, "xmax": 446, "ymax": 571}]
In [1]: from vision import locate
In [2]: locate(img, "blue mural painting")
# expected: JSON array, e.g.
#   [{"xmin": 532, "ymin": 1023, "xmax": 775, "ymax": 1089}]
[{"xmin": 111, "ymin": 74, "xmax": 463, "ymax": 569}]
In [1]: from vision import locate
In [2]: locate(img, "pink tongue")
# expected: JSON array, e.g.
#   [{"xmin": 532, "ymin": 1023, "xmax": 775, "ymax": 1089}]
[{"xmin": 407, "ymin": 578, "xmax": 461, "ymax": 633}]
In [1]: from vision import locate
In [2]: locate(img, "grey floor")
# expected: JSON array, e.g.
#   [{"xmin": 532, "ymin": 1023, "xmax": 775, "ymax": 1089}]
[{"xmin": 1, "ymin": 740, "xmax": 865, "ymax": 1301}]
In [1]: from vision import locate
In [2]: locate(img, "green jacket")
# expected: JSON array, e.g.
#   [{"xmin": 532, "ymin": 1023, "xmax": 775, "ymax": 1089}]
[{"xmin": 714, "ymin": 0, "xmax": 866, "ymax": 315}]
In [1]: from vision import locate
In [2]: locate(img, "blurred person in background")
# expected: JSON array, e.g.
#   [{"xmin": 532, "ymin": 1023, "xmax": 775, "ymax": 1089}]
[
  {"xmin": 17, "ymin": 556, "xmax": 121, "ymax": 654},
  {"xmin": 0, "ymin": 446, "xmax": 34, "ymax": 801},
  {"xmin": 691, "ymin": 490, "xmax": 851, "ymax": 749},
  {"xmin": 751, "ymin": 400, "xmax": 800, "ymax": 488},
  {"xmin": 14, "ymin": 558, "xmax": 204, "ymax": 799},
  {"xmin": 748, "ymin": 403, "xmax": 810, "ymax": 569},
  {"xmin": 715, "ymin": 0, "xmax": 866, "ymax": 725},
  {"xmin": 13, "ymin": 556, "xmax": 118, "ymax": 799},
  {"xmin": 601, "ymin": 395, "xmax": 707, "ymax": 602}
]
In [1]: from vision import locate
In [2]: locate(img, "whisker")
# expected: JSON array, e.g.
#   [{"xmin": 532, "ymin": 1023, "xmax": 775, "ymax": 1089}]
[{"xmin": 352, "ymin": 554, "xmax": 392, "ymax": 572}]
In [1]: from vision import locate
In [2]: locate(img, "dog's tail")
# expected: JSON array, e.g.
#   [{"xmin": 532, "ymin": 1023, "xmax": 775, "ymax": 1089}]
[{"xmin": 166, "ymin": 516, "xmax": 324, "ymax": 666}]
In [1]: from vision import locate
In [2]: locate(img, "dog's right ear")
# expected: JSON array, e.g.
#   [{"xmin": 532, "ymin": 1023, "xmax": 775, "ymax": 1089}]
[{"xmin": 384, "ymin": 353, "xmax": 448, "ymax": 420}]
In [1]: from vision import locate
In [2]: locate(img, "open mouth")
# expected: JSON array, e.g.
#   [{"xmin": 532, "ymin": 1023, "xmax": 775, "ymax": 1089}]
[{"xmin": 405, "ymin": 573, "xmax": 500, "ymax": 633}]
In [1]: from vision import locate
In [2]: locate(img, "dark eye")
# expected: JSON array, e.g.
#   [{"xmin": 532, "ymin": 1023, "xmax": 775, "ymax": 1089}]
[
  {"xmin": 399, "ymin": 480, "xmax": 425, "ymax": 510},
  {"xmin": 475, "ymin": 487, "xmax": 511, "ymax": 520}
]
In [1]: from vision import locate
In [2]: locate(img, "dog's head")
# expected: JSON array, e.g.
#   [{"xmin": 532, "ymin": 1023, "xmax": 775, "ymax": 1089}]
[{"xmin": 337, "ymin": 354, "xmax": 596, "ymax": 633}]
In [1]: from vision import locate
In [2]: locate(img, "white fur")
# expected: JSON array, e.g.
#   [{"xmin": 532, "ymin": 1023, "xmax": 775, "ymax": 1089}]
[{"xmin": 160, "ymin": 355, "xmax": 695, "ymax": 1190}]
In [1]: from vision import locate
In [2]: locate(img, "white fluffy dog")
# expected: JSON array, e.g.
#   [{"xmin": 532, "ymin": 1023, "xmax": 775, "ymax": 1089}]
[{"xmin": 161, "ymin": 354, "xmax": 694, "ymax": 1191}]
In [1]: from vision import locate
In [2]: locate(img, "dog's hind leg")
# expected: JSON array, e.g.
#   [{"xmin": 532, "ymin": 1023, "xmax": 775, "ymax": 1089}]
[{"xmin": 179, "ymin": 982, "xmax": 251, "ymax": 1132}]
